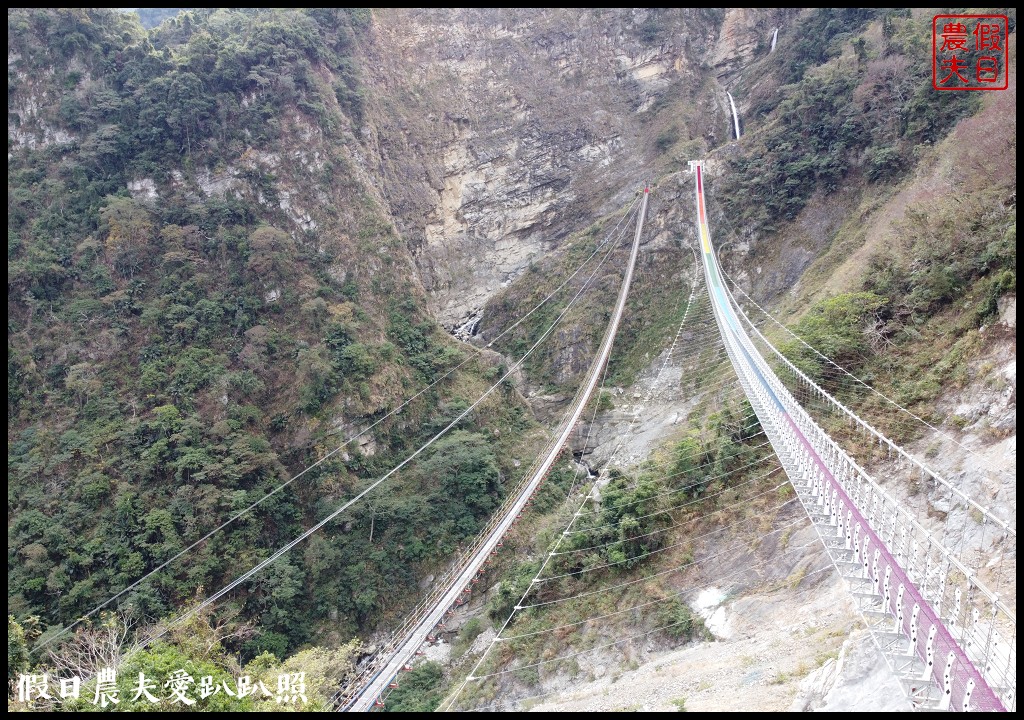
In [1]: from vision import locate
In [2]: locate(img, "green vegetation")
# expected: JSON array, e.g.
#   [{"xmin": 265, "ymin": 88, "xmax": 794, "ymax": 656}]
[
  {"xmin": 553, "ymin": 399, "xmax": 762, "ymax": 575},
  {"xmin": 654, "ymin": 126, "xmax": 680, "ymax": 153},
  {"xmin": 656, "ymin": 598, "xmax": 700, "ymax": 639},
  {"xmin": 608, "ymin": 254, "xmax": 693, "ymax": 387},
  {"xmin": 489, "ymin": 559, "xmax": 542, "ymax": 625},
  {"xmin": 778, "ymin": 101, "xmax": 1016, "ymax": 418},
  {"xmin": 723, "ymin": 9, "xmax": 979, "ymax": 230},
  {"xmin": 8, "ymin": 7, "xmax": 540, "ymax": 674},
  {"xmin": 480, "ymin": 209, "xmax": 691, "ymax": 393},
  {"xmin": 8, "ymin": 612, "xmax": 359, "ymax": 711},
  {"xmin": 782, "ymin": 197, "xmax": 1016, "ymax": 429},
  {"xmin": 8, "ymin": 615, "xmax": 35, "ymax": 686},
  {"xmin": 864, "ymin": 201, "xmax": 1016, "ymax": 334},
  {"xmin": 707, "ymin": 8, "xmax": 1015, "ymax": 453},
  {"xmin": 779, "ymin": 292, "xmax": 888, "ymax": 384},
  {"xmin": 382, "ymin": 661, "xmax": 445, "ymax": 713},
  {"xmin": 452, "ymin": 616, "xmax": 487, "ymax": 658},
  {"xmin": 775, "ymin": 8, "xmax": 878, "ymax": 84}
]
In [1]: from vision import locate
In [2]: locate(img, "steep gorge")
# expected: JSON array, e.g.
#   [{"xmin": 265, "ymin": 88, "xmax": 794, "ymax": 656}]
[{"xmin": 7, "ymin": 7, "xmax": 1016, "ymax": 713}]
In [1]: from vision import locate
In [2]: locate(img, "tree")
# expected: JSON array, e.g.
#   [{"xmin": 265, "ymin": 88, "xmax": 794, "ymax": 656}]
[
  {"xmin": 100, "ymin": 196, "xmax": 156, "ymax": 279},
  {"xmin": 383, "ymin": 661, "xmax": 444, "ymax": 712},
  {"xmin": 296, "ymin": 344, "xmax": 335, "ymax": 412},
  {"xmin": 45, "ymin": 612, "xmax": 139, "ymax": 680},
  {"xmin": 780, "ymin": 292, "xmax": 889, "ymax": 385},
  {"xmin": 65, "ymin": 362, "xmax": 102, "ymax": 410},
  {"xmin": 422, "ymin": 431, "xmax": 501, "ymax": 535},
  {"xmin": 8, "ymin": 615, "xmax": 40, "ymax": 686},
  {"xmin": 246, "ymin": 225, "xmax": 295, "ymax": 285}
]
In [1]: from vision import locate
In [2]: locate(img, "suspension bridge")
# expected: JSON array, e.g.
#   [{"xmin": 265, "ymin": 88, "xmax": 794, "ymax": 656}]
[
  {"xmin": 43, "ymin": 165, "xmax": 1013, "ymax": 712},
  {"xmin": 336, "ymin": 190, "xmax": 651, "ymax": 711},
  {"xmin": 691, "ymin": 161, "xmax": 1014, "ymax": 712},
  {"xmin": 337, "ymin": 165, "xmax": 1015, "ymax": 712}
]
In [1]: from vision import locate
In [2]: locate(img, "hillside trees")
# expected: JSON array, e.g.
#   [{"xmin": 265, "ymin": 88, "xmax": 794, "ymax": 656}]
[
  {"xmin": 7, "ymin": 7, "xmax": 533, "ymax": 665},
  {"xmin": 100, "ymin": 197, "xmax": 157, "ymax": 278},
  {"xmin": 722, "ymin": 9, "xmax": 979, "ymax": 231},
  {"xmin": 779, "ymin": 292, "xmax": 888, "ymax": 387}
]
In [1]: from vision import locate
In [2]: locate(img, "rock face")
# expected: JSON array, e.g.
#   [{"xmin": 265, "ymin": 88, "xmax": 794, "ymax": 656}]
[
  {"xmin": 520, "ymin": 523, "xmax": 871, "ymax": 713},
  {"xmin": 709, "ymin": 8, "xmax": 765, "ymax": 82},
  {"xmin": 790, "ymin": 631, "xmax": 908, "ymax": 712},
  {"xmin": 357, "ymin": 8, "xmax": 726, "ymax": 330},
  {"xmin": 707, "ymin": 8, "xmax": 802, "ymax": 83}
]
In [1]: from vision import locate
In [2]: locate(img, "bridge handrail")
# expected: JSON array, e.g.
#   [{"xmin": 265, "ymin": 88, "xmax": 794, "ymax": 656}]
[
  {"xmin": 716, "ymin": 279, "xmax": 1015, "ymax": 622},
  {"xmin": 334, "ymin": 380, "xmax": 595, "ymax": 704},
  {"xmin": 721, "ymin": 276, "xmax": 1014, "ymax": 538}
]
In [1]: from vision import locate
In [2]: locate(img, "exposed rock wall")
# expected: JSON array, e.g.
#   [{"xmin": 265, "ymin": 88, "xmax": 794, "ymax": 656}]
[
  {"xmin": 356, "ymin": 8, "xmax": 726, "ymax": 330},
  {"xmin": 709, "ymin": 8, "xmax": 798, "ymax": 84}
]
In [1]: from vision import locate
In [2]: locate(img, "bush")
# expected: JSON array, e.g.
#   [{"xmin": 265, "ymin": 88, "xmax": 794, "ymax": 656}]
[
  {"xmin": 337, "ymin": 342, "xmax": 377, "ymax": 378},
  {"xmin": 655, "ymin": 126, "xmax": 680, "ymax": 153},
  {"xmin": 383, "ymin": 662, "xmax": 444, "ymax": 712},
  {"xmin": 779, "ymin": 292, "xmax": 888, "ymax": 384},
  {"xmin": 656, "ymin": 598, "xmax": 702, "ymax": 640},
  {"xmin": 453, "ymin": 616, "xmax": 487, "ymax": 657},
  {"xmin": 866, "ymin": 145, "xmax": 903, "ymax": 182}
]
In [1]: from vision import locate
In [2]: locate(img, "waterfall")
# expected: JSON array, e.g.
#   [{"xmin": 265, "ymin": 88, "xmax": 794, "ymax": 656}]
[
  {"xmin": 727, "ymin": 91, "xmax": 741, "ymax": 140},
  {"xmin": 770, "ymin": 27, "xmax": 779, "ymax": 53}
]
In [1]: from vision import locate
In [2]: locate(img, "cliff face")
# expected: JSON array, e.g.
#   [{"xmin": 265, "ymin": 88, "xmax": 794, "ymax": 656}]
[
  {"xmin": 3, "ymin": 8, "xmax": 769, "ymax": 339},
  {"xmin": 355, "ymin": 8, "xmax": 727, "ymax": 332},
  {"xmin": 708, "ymin": 8, "xmax": 799, "ymax": 83},
  {"xmin": 12, "ymin": 8, "xmax": 1011, "ymax": 713},
  {"xmin": 7, "ymin": 9, "xmax": 766, "ymax": 648}
]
